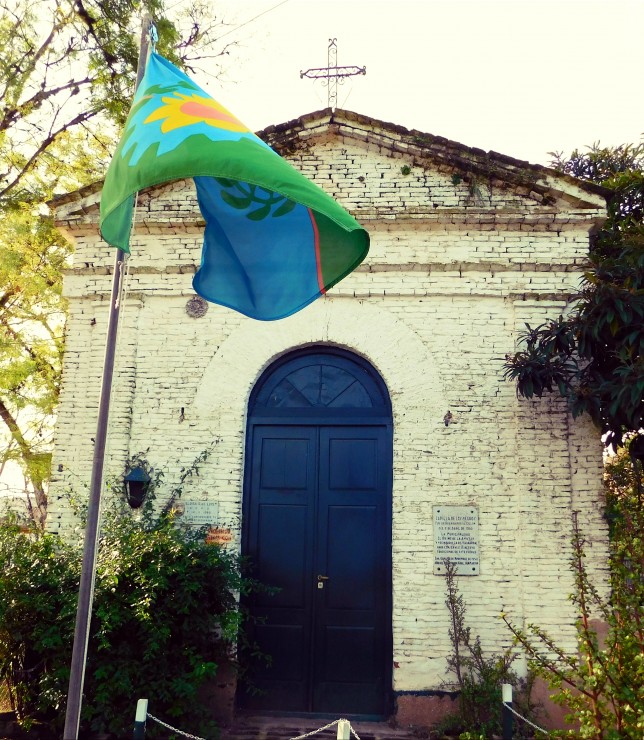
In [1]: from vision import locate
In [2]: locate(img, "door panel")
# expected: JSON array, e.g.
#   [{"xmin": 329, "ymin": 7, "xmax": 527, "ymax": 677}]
[
  {"xmin": 328, "ymin": 437, "xmax": 378, "ymax": 490},
  {"xmin": 260, "ymin": 437, "xmax": 310, "ymax": 490},
  {"xmin": 243, "ymin": 427, "xmax": 316, "ymax": 711},
  {"xmin": 324, "ymin": 506, "xmax": 377, "ymax": 610},
  {"xmin": 241, "ymin": 423, "xmax": 391, "ymax": 716},
  {"xmin": 314, "ymin": 427, "xmax": 389, "ymax": 714},
  {"xmin": 255, "ymin": 505, "xmax": 308, "ymax": 608}
]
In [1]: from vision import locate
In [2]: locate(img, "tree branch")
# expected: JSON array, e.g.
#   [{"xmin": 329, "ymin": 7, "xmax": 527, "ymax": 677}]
[
  {"xmin": 0, "ymin": 77, "xmax": 93, "ymax": 136},
  {"xmin": 0, "ymin": 108, "xmax": 99, "ymax": 200},
  {"xmin": 0, "ymin": 396, "xmax": 31, "ymax": 461}
]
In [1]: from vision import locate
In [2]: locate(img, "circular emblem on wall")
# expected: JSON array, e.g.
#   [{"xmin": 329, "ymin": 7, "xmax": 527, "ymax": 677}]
[{"xmin": 185, "ymin": 296, "xmax": 209, "ymax": 318}]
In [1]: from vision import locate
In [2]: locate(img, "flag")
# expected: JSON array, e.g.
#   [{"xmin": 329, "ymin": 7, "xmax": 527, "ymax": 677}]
[{"xmin": 100, "ymin": 54, "xmax": 369, "ymax": 321}]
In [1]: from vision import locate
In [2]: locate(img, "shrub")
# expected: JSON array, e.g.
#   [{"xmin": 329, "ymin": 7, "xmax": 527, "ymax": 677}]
[
  {"xmin": 503, "ymin": 460, "xmax": 644, "ymax": 740},
  {"xmin": 441, "ymin": 561, "xmax": 538, "ymax": 738},
  {"xmin": 0, "ymin": 482, "xmax": 252, "ymax": 738},
  {"xmin": 0, "ymin": 516, "xmax": 78, "ymax": 728}
]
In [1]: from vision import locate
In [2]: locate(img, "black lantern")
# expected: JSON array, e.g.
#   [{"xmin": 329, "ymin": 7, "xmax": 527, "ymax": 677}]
[
  {"xmin": 629, "ymin": 435, "xmax": 644, "ymax": 465},
  {"xmin": 124, "ymin": 466, "xmax": 151, "ymax": 508}
]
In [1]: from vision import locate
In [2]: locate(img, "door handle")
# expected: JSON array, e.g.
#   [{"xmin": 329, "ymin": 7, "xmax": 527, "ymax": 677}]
[{"xmin": 317, "ymin": 575, "xmax": 329, "ymax": 581}]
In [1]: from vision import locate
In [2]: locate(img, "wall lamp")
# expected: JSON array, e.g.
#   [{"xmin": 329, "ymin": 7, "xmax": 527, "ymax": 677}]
[
  {"xmin": 629, "ymin": 435, "xmax": 644, "ymax": 465},
  {"xmin": 124, "ymin": 466, "xmax": 151, "ymax": 509}
]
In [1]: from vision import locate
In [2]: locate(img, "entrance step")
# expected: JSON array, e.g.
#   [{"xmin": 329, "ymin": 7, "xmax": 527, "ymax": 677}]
[{"xmin": 219, "ymin": 716, "xmax": 422, "ymax": 740}]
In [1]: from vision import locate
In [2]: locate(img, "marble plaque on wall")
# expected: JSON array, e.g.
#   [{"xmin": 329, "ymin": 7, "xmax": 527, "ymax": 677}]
[
  {"xmin": 433, "ymin": 505, "xmax": 480, "ymax": 575},
  {"xmin": 180, "ymin": 500, "xmax": 219, "ymax": 526}
]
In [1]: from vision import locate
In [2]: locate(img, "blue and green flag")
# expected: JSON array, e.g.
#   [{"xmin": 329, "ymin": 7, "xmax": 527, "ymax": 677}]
[{"xmin": 100, "ymin": 54, "xmax": 369, "ymax": 321}]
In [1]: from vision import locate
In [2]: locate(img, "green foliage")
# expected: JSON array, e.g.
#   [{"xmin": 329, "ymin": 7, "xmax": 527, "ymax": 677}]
[
  {"xmin": 503, "ymin": 143, "xmax": 644, "ymax": 449},
  {"xmin": 503, "ymin": 470, "xmax": 644, "ymax": 740},
  {"xmin": 552, "ymin": 144, "xmax": 644, "ymax": 228},
  {"xmin": 0, "ymin": 482, "xmax": 253, "ymax": 738},
  {"xmin": 0, "ymin": 205, "xmax": 72, "ymax": 525},
  {"xmin": 441, "ymin": 561, "xmax": 537, "ymax": 738},
  {"xmin": 0, "ymin": 516, "xmax": 79, "ymax": 726},
  {"xmin": 0, "ymin": 0, "xmax": 235, "ymax": 205}
]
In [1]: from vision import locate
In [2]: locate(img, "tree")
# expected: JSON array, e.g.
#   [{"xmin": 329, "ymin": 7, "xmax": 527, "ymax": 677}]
[
  {"xmin": 0, "ymin": 0, "xmax": 234, "ymax": 206},
  {"xmin": 503, "ymin": 143, "xmax": 644, "ymax": 449},
  {"xmin": 0, "ymin": 207, "xmax": 69, "ymax": 525},
  {"xmin": 0, "ymin": 0, "xmax": 236, "ymax": 522},
  {"xmin": 0, "ymin": 129, "xmax": 112, "ymax": 525}
]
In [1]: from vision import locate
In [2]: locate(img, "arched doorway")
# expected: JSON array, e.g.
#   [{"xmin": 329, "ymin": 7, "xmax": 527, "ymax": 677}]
[{"xmin": 238, "ymin": 346, "xmax": 393, "ymax": 717}]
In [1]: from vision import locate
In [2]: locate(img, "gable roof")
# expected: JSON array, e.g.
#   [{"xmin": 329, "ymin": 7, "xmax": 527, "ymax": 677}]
[
  {"xmin": 50, "ymin": 107, "xmax": 609, "ymax": 213},
  {"xmin": 258, "ymin": 108, "xmax": 608, "ymax": 210}
]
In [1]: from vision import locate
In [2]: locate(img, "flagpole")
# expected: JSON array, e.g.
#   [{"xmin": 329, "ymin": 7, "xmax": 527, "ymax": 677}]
[{"xmin": 62, "ymin": 15, "xmax": 153, "ymax": 740}]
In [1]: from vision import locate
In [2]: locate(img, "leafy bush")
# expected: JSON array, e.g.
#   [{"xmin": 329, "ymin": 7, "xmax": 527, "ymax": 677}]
[
  {"xmin": 0, "ymin": 480, "xmax": 252, "ymax": 738},
  {"xmin": 0, "ymin": 516, "xmax": 78, "ymax": 729},
  {"xmin": 441, "ymin": 561, "xmax": 538, "ymax": 738},
  {"xmin": 503, "ymin": 143, "xmax": 644, "ymax": 451},
  {"xmin": 503, "ymin": 455, "xmax": 644, "ymax": 739}
]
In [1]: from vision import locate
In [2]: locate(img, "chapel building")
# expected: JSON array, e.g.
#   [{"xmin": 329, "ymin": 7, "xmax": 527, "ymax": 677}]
[{"xmin": 49, "ymin": 109, "xmax": 608, "ymax": 726}]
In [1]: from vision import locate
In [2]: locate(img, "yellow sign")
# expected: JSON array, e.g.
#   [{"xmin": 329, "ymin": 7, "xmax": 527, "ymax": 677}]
[{"xmin": 205, "ymin": 527, "xmax": 233, "ymax": 546}]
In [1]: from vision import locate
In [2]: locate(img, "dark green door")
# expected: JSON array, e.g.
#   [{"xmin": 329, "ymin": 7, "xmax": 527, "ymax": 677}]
[{"xmin": 239, "ymin": 349, "xmax": 392, "ymax": 717}]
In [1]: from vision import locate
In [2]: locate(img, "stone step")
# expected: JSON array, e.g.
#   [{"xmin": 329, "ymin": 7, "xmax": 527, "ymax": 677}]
[{"xmin": 219, "ymin": 717, "xmax": 424, "ymax": 740}]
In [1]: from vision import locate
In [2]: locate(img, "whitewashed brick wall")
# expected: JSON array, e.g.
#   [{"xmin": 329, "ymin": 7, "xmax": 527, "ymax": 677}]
[{"xmin": 50, "ymin": 111, "xmax": 607, "ymax": 695}]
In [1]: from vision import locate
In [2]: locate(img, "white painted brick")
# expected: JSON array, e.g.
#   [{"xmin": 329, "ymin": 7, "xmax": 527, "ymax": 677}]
[{"xmin": 49, "ymin": 120, "xmax": 608, "ymax": 696}]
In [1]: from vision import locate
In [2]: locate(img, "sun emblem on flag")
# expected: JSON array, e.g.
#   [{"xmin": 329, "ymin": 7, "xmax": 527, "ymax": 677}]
[{"xmin": 144, "ymin": 91, "xmax": 250, "ymax": 134}]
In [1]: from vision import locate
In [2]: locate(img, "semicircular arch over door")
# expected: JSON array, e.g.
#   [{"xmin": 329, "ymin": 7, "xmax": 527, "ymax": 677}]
[{"xmin": 239, "ymin": 346, "xmax": 393, "ymax": 718}]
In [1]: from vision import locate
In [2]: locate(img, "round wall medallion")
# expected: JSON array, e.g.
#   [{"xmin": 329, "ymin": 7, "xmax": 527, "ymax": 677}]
[{"xmin": 185, "ymin": 296, "xmax": 209, "ymax": 318}]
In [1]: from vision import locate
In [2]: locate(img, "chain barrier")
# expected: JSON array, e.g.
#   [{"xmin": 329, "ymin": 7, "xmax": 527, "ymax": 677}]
[
  {"xmin": 290, "ymin": 718, "xmax": 361, "ymax": 740},
  {"xmin": 147, "ymin": 711, "xmax": 208, "ymax": 740},
  {"xmin": 144, "ymin": 711, "xmax": 360, "ymax": 740},
  {"xmin": 502, "ymin": 702, "xmax": 548, "ymax": 735},
  {"xmin": 145, "ymin": 704, "xmax": 545, "ymax": 740}
]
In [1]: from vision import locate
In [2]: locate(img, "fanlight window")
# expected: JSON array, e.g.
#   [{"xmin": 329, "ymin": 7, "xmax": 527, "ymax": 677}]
[{"xmin": 251, "ymin": 348, "xmax": 389, "ymax": 414}]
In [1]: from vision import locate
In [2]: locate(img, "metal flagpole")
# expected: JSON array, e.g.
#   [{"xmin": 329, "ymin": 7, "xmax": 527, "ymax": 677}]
[{"xmin": 62, "ymin": 14, "xmax": 153, "ymax": 740}]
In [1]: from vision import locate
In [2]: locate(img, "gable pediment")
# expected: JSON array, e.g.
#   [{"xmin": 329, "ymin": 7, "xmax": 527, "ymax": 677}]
[
  {"xmin": 259, "ymin": 108, "xmax": 608, "ymax": 214},
  {"xmin": 51, "ymin": 107, "xmax": 608, "ymax": 235}
]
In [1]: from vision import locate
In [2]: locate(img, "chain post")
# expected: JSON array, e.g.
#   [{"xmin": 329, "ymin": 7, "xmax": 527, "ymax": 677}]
[
  {"xmin": 133, "ymin": 698, "xmax": 148, "ymax": 739},
  {"xmin": 502, "ymin": 683, "xmax": 513, "ymax": 740}
]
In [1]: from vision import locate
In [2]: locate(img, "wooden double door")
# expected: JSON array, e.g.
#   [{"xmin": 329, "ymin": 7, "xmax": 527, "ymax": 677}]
[{"xmin": 239, "ymin": 350, "xmax": 392, "ymax": 717}]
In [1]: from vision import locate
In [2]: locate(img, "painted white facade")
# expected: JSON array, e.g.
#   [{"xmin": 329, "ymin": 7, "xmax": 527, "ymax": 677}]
[{"xmin": 50, "ymin": 109, "xmax": 608, "ymax": 705}]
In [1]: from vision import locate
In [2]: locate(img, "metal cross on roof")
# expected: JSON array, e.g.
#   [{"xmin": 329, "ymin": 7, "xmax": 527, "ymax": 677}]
[{"xmin": 300, "ymin": 38, "xmax": 366, "ymax": 110}]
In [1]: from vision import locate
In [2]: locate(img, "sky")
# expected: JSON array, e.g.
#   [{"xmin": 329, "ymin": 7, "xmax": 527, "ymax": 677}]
[{"xmin": 204, "ymin": 0, "xmax": 644, "ymax": 167}]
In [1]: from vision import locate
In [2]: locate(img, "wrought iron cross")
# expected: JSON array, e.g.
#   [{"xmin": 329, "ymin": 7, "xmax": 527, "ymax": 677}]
[{"xmin": 300, "ymin": 39, "xmax": 366, "ymax": 109}]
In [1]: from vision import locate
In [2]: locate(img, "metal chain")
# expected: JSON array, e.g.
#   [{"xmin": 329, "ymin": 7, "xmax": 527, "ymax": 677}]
[
  {"xmin": 290, "ymin": 719, "xmax": 343, "ymax": 740},
  {"xmin": 147, "ymin": 712, "xmax": 362, "ymax": 740},
  {"xmin": 290, "ymin": 718, "xmax": 361, "ymax": 740},
  {"xmin": 147, "ymin": 712, "xmax": 208, "ymax": 740},
  {"xmin": 502, "ymin": 702, "xmax": 548, "ymax": 735}
]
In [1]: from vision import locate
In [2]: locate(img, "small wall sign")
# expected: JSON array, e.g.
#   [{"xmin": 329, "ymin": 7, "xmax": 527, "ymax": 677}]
[
  {"xmin": 205, "ymin": 527, "xmax": 233, "ymax": 546},
  {"xmin": 176, "ymin": 501, "xmax": 233, "ymax": 547},
  {"xmin": 181, "ymin": 500, "xmax": 219, "ymax": 526},
  {"xmin": 433, "ymin": 505, "xmax": 480, "ymax": 575}
]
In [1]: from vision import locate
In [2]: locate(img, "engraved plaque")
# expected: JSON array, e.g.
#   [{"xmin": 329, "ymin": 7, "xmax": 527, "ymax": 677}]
[
  {"xmin": 433, "ymin": 505, "xmax": 480, "ymax": 575},
  {"xmin": 181, "ymin": 500, "xmax": 219, "ymax": 526}
]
